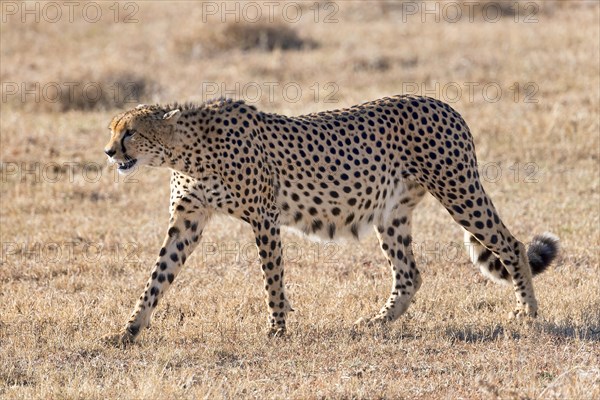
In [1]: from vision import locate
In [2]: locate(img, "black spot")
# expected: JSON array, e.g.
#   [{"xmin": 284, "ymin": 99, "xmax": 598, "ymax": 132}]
[
  {"xmin": 127, "ymin": 325, "xmax": 140, "ymax": 336},
  {"xmin": 328, "ymin": 224, "xmax": 336, "ymax": 239},
  {"xmin": 345, "ymin": 213, "xmax": 355, "ymax": 225},
  {"xmin": 452, "ymin": 205, "xmax": 464, "ymax": 214},
  {"xmin": 312, "ymin": 219, "xmax": 323, "ymax": 232},
  {"xmin": 350, "ymin": 223, "xmax": 359, "ymax": 239},
  {"xmin": 478, "ymin": 249, "xmax": 493, "ymax": 263}
]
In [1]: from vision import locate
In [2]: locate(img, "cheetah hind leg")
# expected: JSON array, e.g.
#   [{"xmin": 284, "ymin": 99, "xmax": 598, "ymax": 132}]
[{"xmin": 428, "ymin": 180, "xmax": 555, "ymax": 319}]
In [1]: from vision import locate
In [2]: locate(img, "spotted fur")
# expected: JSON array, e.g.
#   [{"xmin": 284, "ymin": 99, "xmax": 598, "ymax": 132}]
[{"xmin": 104, "ymin": 95, "xmax": 558, "ymax": 344}]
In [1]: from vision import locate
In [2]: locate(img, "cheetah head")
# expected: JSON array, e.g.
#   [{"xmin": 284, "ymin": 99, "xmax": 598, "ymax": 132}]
[{"xmin": 104, "ymin": 105, "xmax": 181, "ymax": 174}]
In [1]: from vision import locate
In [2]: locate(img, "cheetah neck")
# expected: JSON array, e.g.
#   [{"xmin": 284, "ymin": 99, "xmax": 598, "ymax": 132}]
[{"xmin": 160, "ymin": 127, "xmax": 193, "ymax": 175}]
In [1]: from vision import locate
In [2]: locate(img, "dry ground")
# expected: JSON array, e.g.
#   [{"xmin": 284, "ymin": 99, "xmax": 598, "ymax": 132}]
[{"xmin": 1, "ymin": 1, "xmax": 599, "ymax": 399}]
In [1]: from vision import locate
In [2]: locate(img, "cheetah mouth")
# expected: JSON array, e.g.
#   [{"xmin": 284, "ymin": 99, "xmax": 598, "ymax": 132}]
[{"xmin": 117, "ymin": 158, "xmax": 137, "ymax": 171}]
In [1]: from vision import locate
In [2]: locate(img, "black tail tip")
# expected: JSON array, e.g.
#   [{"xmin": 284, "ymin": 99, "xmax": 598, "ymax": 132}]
[{"xmin": 528, "ymin": 232, "xmax": 560, "ymax": 275}]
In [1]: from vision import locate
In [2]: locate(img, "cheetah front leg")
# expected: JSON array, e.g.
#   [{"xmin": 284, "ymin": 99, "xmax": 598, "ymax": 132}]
[
  {"xmin": 104, "ymin": 207, "xmax": 210, "ymax": 346},
  {"xmin": 252, "ymin": 210, "xmax": 293, "ymax": 336},
  {"xmin": 355, "ymin": 210, "xmax": 422, "ymax": 327}
]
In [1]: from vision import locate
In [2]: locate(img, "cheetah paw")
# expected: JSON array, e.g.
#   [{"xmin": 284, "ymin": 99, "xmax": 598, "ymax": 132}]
[
  {"xmin": 267, "ymin": 327, "xmax": 287, "ymax": 338},
  {"xmin": 508, "ymin": 307, "xmax": 537, "ymax": 320},
  {"xmin": 353, "ymin": 315, "xmax": 389, "ymax": 328},
  {"xmin": 101, "ymin": 330, "xmax": 136, "ymax": 348}
]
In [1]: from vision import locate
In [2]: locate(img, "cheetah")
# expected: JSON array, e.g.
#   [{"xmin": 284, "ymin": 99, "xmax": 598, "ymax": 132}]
[{"xmin": 103, "ymin": 95, "xmax": 558, "ymax": 344}]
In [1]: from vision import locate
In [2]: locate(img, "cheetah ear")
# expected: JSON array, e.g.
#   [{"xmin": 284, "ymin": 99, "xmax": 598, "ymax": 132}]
[{"xmin": 163, "ymin": 109, "xmax": 181, "ymax": 124}]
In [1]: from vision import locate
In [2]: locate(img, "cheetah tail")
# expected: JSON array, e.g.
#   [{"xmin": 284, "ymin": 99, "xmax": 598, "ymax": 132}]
[
  {"xmin": 526, "ymin": 232, "xmax": 560, "ymax": 275},
  {"xmin": 464, "ymin": 231, "xmax": 559, "ymax": 284}
]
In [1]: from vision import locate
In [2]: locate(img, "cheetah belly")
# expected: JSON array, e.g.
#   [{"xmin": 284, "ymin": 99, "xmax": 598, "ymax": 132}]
[{"xmin": 278, "ymin": 179, "xmax": 408, "ymax": 241}]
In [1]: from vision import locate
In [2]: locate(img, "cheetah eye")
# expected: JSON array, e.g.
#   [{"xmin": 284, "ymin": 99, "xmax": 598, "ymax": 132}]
[{"xmin": 124, "ymin": 129, "xmax": 135, "ymax": 138}]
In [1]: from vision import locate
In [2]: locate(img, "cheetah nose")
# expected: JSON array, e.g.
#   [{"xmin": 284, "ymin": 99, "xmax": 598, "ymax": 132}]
[{"xmin": 104, "ymin": 148, "xmax": 116, "ymax": 157}]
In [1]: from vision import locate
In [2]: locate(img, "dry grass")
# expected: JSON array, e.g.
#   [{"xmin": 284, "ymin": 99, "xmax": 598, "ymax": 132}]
[
  {"xmin": 176, "ymin": 20, "xmax": 318, "ymax": 58},
  {"xmin": 1, "ymin": 1, "xmax": 599, "ymax": 399},
  {"xmin": 25, "ymin": 70, "xmax": 155, "ymax": 113}
]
